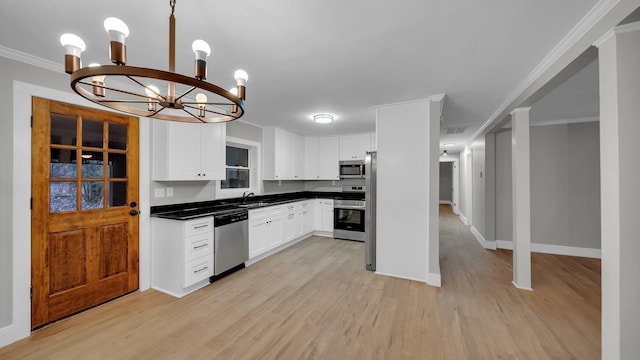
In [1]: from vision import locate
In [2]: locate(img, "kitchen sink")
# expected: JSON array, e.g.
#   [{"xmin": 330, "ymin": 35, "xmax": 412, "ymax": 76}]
[{"xmin": 236, "ymin": 202, "xmax": 268, "ymax": 208}]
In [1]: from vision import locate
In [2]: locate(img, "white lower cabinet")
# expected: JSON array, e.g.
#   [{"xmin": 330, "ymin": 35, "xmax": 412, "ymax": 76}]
[
  {"xmin": 315, "ymin": 199, "xmax": 334, "ymax": 233},
  {"xmin": 151, "ymin": 216, "xmax": 214, "ymax": 298},
  {"xmin": 302, "ymin": 201, "xmax": 315, "ymax": 234},
  {"xmin": 248, "ymin": 200, "xmax": 321, "ymax": 261},
  {"xmin": 249, "ymin": 206, "xmax": 284, "ymax": 258}
]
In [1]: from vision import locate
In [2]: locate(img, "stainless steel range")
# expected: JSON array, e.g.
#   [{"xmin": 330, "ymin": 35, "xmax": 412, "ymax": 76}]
[{"xmin": 334, "ymin": 186, "xmax": 365, "ymax": 241}]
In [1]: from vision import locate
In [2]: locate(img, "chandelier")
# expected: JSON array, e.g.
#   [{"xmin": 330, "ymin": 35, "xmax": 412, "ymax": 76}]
[{"xmin": 60, "ymin": 0, "xmax": 247, "ymax": 123}]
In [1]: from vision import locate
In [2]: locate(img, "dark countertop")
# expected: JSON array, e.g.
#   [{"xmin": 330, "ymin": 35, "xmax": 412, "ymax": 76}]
[{"xmin": 150, "ymin": 191, "xmax": 364, "ymax": 220}]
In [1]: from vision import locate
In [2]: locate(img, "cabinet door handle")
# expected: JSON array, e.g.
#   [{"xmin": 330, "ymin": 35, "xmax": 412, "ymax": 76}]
[
  {"xmin": 193, "ymin": 243, "xmax": 208, "ymax": 249},
  {"xmin": 194, "ymin": 266, "xmax": 209, "ymax": 273},
  {"xmin": 193, "ymin": 224, "xmax": 209, "ymax": 229}
]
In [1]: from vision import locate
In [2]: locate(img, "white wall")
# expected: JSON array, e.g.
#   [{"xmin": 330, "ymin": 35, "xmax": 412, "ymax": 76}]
[
  {"xmin": 375, "ymin": 99, "xmax": 439, "ymax": 284},
  {"xmin": 471, "ymin": 138, "xmax": 486, "ymax": 236}
]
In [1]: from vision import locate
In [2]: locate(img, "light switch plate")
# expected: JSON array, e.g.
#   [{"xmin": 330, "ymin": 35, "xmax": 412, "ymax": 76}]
[{"xmin": 154, "ymin": 188, "xmax": 166, "ymax": 197}]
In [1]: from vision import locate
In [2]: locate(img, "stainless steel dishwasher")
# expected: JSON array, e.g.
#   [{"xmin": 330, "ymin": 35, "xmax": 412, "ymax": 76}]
[{"xmin": 212, "ymin": 210, "xmax": 249, "ymax": 278}]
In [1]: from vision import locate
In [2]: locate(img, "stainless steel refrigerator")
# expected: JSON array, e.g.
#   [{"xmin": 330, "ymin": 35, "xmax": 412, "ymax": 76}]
[{"xmin": 365, "ymin": 151, "xmax": 377, "ymax": 271}]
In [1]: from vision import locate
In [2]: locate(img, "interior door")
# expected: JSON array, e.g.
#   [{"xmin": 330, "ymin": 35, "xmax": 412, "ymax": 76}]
[{"xmin": 31, "ymin": 97, "xmax": 140, "ymax": 329}]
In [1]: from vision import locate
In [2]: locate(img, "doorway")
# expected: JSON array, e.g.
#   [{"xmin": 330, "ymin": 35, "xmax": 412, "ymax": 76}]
[{"xmin": 31, "ymin": 98, "xmax": 140, "ymax": 329}]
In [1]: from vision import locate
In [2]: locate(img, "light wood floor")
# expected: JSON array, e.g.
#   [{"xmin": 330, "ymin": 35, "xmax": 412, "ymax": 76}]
[{"xmin": 0, "ymin": 205, "xmax": 601, "ymax": 359}]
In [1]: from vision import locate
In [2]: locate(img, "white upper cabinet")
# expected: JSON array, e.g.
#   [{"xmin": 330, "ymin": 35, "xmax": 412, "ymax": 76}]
[
  {"xmin": 318, "ymin": 136, "xmax": 340, "ymax": 180},
  {"xmin": 304, "ymin": 136, "xmax": 340, "ymax": 180},
  {"xmin": 152, "ymin": 121, "xmax": 226, "ymax": 181},
  {"xmin": 339, "ymin": 133, "xmax": 371, "ymax": 161},
  {"xmin": 263, "ymin": 126, "xmax": 304, "ymax": 180},
  {"xmin": 304, "ymin": 137, "xmax": 320, "ymax": 179}
]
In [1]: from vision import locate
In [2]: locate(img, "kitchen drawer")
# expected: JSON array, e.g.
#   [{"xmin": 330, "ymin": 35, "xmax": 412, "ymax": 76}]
[
  {"xmin": 267, "ymin": 206, "xmax": 284, "ymax": 217},
  {"xmin": 184, "ymin": 217, "xmax": 213, "ymax": 237},
  {"xmin": 184, "ymin": 255, "xmax": 213, "ymax": 287},
  {"xmin": 249, "ymin": 208, "xmax": 268, "ymax": 221},
  {"xmin": 184, "ymin": 232, "xmax": 213, "ymax": 262}
]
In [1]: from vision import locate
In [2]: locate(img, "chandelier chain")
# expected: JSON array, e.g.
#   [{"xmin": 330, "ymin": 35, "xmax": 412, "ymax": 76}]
[{"xmin": 170, "ymin": 0, "xmax": 176, "ymax": 15}]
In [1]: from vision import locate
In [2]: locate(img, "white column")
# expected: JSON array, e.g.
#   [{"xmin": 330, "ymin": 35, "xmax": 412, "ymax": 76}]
[
  {"xmin": 595, "ymin": 22, "xmax": 640, "ymax": 360},
  {"xmin": 511, "ymin": 107, "xmax": 532, "ymax": 291},
  {"xmin": 428, "ymin": 94, "xmax": 445, "ymax": 287}
]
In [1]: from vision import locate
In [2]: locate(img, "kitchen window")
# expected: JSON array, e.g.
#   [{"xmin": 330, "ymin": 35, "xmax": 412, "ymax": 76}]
[
  {"xmin": 216, "ymin": 137, "xmax": 261, "ymax": 198},
  {"xmin": 221, "ymin": 146, "xmax": 250, "ymax": 189}
]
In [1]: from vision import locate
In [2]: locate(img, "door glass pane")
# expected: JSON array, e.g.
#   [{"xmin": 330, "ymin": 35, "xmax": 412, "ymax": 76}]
[
  {"xmin": 81, "ymin": 181, "xmax": 104, "ymax": 210},
  {"xmin": 81, "ymin": 151, "xmax": 104, "ymax": 178},
  {"xmin": 82, "ymin": 119, "xmax": 104, "ymax": 148},
  {"xmin": 226, "ymin": 146, "xmax": 249, "ymax": 167},
  {"xmin": 50, "ymin": 182, "xmax": 77, "ymax": 213},
  {"xmin": 50, "ymin": 149, "xmax": 77, "ymax": 178},
  {"xmin": 221, "ymin": 168, "xmax": 249, "ymax": 189},
  {"xmin": 50, "ymin": 113, "xmax": 77, "ymax": 146},
  {"xmin": 108, "ymin": 181, "xmax": 127, "ymax": 207},
  {"xmin": 108, "ymin": 123, "xmax": 127, "ymax": 150},
  {"xmin": 108, "ymin": 153, "xmax": 127, "ymax": 178}
]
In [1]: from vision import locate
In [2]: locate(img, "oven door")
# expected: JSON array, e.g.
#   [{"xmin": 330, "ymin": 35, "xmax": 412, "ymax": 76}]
[{"xmin": 333, "ymin": 206, "xmax": 365, "ymax": 241}]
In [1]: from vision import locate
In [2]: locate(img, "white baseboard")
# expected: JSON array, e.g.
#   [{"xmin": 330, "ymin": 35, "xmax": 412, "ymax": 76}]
[
  {"xmin": 496, "ymin": 240, "xmax": 601, "ymax": 259},
  {"xmin": 374, "ymin": 270, "xmax": 428, "ymax": 284},
  {"xmin": 512, "ymin": 281, "xmax": 533, "ymax": 291},
  {"xmin": 459, "ymin": 213, "xmax": 468, "ymax": 225},
  {"xmin": 427, "ymin": 272, "xmax": 442, "ymax": 287},
  {"xmin": 439, "ymin": 200, "xmax": 452, "ymax": 205},
  {"xmin": 496, "ymin": 240, "xmax": 513, "ymax": 250},
  {"xmin": 470, "ymin": 226, "xmax": 496, "ymax": 250}
]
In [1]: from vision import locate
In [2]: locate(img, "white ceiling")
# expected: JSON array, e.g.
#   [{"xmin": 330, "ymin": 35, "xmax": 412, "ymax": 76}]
[{"xmin": 0, "ymin": 0, "xmax": 602, "ymax": 148}]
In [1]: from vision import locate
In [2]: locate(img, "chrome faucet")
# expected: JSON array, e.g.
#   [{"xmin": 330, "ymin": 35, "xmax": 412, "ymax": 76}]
[{"xmin": 242, "ymin": 191, "xmax": 255, "ymax": 204}]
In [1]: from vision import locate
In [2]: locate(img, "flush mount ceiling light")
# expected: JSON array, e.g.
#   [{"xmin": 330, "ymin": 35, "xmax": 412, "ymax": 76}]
[
  {"xmin": 313, "ymin": 113, "xmax": 334, "ymax": 124},
  {"xmin": 60, "ymin": 0, "xmax": 247, "ymax": 123}
]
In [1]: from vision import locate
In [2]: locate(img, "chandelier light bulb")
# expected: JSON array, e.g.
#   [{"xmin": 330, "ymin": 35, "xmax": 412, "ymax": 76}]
[
  {"xmin": 191, "ymin": 40, "xmax": 211, "ymax": 59},
  {"xmin": 60, "ymin": 33, "xmax": 86, "ymax": 55},
  {"xmin": 104, "ymin": 17, "xmax": 129, "ymax": 42},
  {"xmin": 60, "ymin": 33, "xmax": 86, "ymax": 74},
  {"xmin": 145, "ymin": 85, "xmax": 160, "ymax": 111},
  {"xmin": 88, "ymin": 63, "xmax": 106, "ymax": 97},
  {"xmin": 104, "ymin": 17, "xmax": 129, "ymax": 65},
  {"xmin": 192, "ymin": 40, "xmax": 211, "ymax": 80},
  {"xmin": 234, "ymin": 69, "xmax": 248, "ymax": 86},
  {"xmin": 196, "ymin": 93, "xmax": 208, "ymax": 117}
]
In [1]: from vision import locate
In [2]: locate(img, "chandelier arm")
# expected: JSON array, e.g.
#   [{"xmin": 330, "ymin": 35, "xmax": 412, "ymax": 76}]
[
  {"xmin": 181, "ymin": 101, "xmax": 235, "ymax": 106},
  {"xmin": 183, "ymin": 104, "xmax": 233, "ymax": 118},
  {"xmin": 174, "ymin": 86, "xmax": 197, "ymax": 102},
  {"xmin": 181, "ymin": 107, "xmax": 207, "ymax": 123},
  {"xmin": 77, "ymin": 79, "xmax": 158, "ymax": 101},
  {"xmin": 125, "ymin": 75, "xmax": 167, "ymax": 101},
  {"xmin": 96, "ymin": 99, "xmax": 159, "ymax": 104}
]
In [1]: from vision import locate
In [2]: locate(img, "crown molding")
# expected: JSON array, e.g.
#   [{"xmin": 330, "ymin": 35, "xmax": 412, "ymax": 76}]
[
  {"xmin": 0, "ymin": 45, "xmax": 63, "ymax": 74},
  {"xmin": 615, "ymin": 20, "xmax": 640, "ymax": 34},
  {"xmin": 510, "ymin": 107, "xmax": 532, "ymax": 116},
  {"xmin": 503, "ymin": 115, "xmax": 599, "ymax": 128},
  {"xmin": 470, "ymin": 0, "xmax": 620, "ymax": 142}
]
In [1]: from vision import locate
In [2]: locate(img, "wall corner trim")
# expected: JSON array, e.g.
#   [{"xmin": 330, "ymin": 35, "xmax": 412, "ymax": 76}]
[
  {"xmin": 470, "ymin": 226, "xmax": 497, "ymax": 250},
  {"xmin": 512, "ymin": 281, "xmax": 533, "ymax": 291},
  {"xmin": 427, "ymin": 272, "xmax": 442, "ymax": 287}
]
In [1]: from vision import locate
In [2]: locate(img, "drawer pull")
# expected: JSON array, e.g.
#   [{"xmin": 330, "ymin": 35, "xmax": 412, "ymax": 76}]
[
  {"xmin": 193, "ymin": 243, "xmax": 208, "ymax": 249},
  {"xmin": 193, "ymin": 224, "xmax": 209, "ymax": 229},
  {"xmin": 194, "ymin": 266, "xmax": 209, "ymax": 274}
]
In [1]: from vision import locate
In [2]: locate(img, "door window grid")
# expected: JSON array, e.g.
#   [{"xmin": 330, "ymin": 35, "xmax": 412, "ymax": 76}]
[{"xmin": 49, "ymin": 113, "xmax": 128, "ymax": 213}]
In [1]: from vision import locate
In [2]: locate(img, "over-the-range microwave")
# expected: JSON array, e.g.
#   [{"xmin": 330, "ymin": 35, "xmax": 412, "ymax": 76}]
[{"xmin": 339, "ymin": 160, "xmax": 365, "ymax": 178}]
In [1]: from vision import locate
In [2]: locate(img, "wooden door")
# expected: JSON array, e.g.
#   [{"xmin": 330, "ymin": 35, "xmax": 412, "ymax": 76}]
[{"xmin": 31, "ymin": 98, "xmax": 140, "ymax": 329}]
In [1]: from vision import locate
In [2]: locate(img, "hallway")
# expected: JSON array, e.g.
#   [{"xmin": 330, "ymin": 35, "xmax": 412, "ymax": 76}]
[{"xmin": 439, "ymin": 204, "xmax": 601, "ymax": 358}]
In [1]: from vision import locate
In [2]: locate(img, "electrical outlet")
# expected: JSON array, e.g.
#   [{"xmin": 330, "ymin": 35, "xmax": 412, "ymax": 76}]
[
  {"xmin": 166, "ymin": 187, "xmax": 174, "ymax": 197},
  {"xmin": 154, "ymin": 188, "xmax": 166, "ymax": 198}
]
